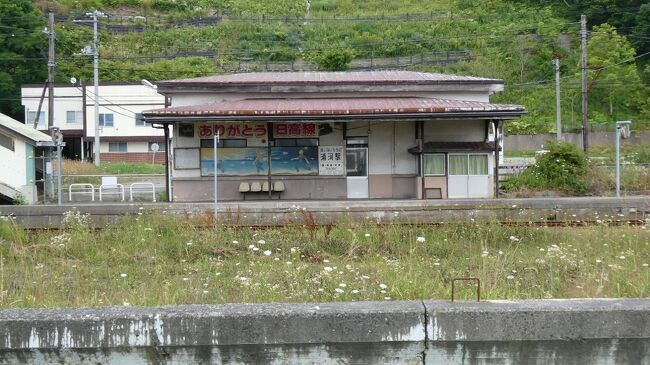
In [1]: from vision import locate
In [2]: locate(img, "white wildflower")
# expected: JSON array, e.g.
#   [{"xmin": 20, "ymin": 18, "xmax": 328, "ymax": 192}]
[
  {"xmin": 334, "ymin": 288, "xmax": 344, "ymax": 294},
  {"xmin": 379, "ymin": 283, "xmax": 388, "ymax": 290},
  {"xmin": 324, "ymin": 266, "xmax": 333, "ymax": 272},
  {"xmin": 120, "ymin": 273, "xmax": 127, "ymax": 278},
  {"xmin": 506, "ymin": 275, "xmax": 515, "ymax": 280},
  {"xmin": 263, "ymin": 250, "xmax": 272, "ymax": 256},
  {"xmin": 258, "ymin": 239, "xmax": 266, "ymax": 245},
  {"xmin": 416, "ymin": 236, "xmax": 426, "ymax": 243}
]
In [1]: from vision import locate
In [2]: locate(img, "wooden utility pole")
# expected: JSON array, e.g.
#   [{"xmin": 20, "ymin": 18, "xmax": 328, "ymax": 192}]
[
  {"xmin": 47, "ymin": 11, "xmax": 55, "ymax": 129},
  {"xmin": 580, "ymin": 14, "xmax": 589, "ymax": 152}
]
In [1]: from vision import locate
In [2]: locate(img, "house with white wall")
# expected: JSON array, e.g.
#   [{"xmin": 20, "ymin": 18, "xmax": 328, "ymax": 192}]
[
  {"xmin": 143, "ymin": 71, "xmax": 525, "ymax": 201},
  {"xmin": 21, "ymin": 83, "xmax": 167, "ymax": 163},
  {"xmin": 0, "ymin": 113, "xmax": 55, "ymax": 204}
]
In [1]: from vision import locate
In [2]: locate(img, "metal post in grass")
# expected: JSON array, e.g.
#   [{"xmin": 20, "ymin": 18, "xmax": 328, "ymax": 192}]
[
  {"xmin": 213, "ymin": 132, "xmax": 220, "ymax": 224},
  {"xmin": 616, "ymin": 120, "xmax": 631, "ymax": 198}
]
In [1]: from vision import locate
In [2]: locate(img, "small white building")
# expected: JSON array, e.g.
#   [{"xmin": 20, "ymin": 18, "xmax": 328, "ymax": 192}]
[
  {"xmin": 0, "ymin": 113, "xmax": 55, "ymax": 204},
  {"xmin": 144, "ymin": 71, "xmax": 525, "ymax": 201},
  {"xmin": 21, "ymin": 83, "xmax": 166, "ymax": 163}
]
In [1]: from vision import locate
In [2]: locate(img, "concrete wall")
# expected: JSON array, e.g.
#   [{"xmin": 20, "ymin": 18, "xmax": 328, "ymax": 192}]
[
  {"xmin": 505, "ymin": 131, "xmax": 650, "ymax": 151},
  {"xmin": 1, "ymin": 196, "xmax": 647, "ymax": 229},
  {"xmin": 1, "ymin": 299, "xmax": 648, "ymax": 364}
]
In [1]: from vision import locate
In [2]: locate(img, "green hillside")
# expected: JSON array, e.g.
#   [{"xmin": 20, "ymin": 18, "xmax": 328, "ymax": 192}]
[{"xmin": 2, "ymin": 0, "xmax": 649, "ymax": 134}]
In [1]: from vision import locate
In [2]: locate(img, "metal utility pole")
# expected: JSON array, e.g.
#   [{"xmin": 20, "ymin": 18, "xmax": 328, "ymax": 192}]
[
  {"xmin": 47, "ymin": 11, "xmax": 55, "ymax": 129},
  {"xmin": 580, "ymin": 14, "xmax": 589, "ymax": 152},
  {"xmin": 554, "ymin": 57, "xmax": 561, "ymax": 141}
]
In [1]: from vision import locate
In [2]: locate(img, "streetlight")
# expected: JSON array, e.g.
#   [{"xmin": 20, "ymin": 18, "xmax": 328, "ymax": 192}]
[{"xmin": 615, "ymin": 120, "xmax": 631, "ymax": 198}]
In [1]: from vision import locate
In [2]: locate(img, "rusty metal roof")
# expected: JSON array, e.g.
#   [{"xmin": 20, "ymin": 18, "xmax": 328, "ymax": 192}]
[
  {"xmin": 144, "ymin": 97, "xmax": 524, "ymax": 119},
  {"xmin": 157, "ymin": 71, "xmax": 503, "ymax": 86}
]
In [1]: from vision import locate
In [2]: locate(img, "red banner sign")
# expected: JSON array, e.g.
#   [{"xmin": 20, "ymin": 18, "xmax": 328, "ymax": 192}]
[
  {"xmin": 198, "ymin": 123, "xmax": 268, "ymax": 139},
  {"xmin": 273, "ymin": 123, "xmax": 319, "ymax": 138}
]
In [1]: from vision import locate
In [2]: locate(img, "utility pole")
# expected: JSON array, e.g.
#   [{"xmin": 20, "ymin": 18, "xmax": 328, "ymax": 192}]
[
  {"xmin": 75, "ymin": 11, "xmax": 102, "ymax": 166},
  {"xmin": 92, "ymin": 11, "xmax": 100, "ymax": 166},
  {"xmin": 47, "ymin": 11, "xmax": 55, "ymax": 129},
  {"xmin": 580, "ymin": 14, "xmax": 589, "ymax": 152},
  {"xmin": 554, "ymin": 57, "xmax": 561, "ymax": 141}
]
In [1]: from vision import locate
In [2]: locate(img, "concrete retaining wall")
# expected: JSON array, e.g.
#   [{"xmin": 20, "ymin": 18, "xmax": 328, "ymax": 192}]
[
  {"xmin": 0, "ymin": 299, "xmax": 648, "ymax": 364},
  {"xmin": 0, "ymin": 197, "xmax": 648, "ymax": 229},
  {"xmin": 504, "ymin": 131, "xmax": 650, "ymax": 151}
]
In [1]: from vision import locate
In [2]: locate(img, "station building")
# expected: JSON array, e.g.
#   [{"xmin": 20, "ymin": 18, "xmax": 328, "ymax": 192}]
[{"xmin": 143, "ymin": 71, "xmax": 525, "ymax": 201}]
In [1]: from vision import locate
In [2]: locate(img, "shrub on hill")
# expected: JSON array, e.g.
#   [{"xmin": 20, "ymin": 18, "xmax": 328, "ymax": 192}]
[{"xmin": 503, "ymin": 140, "xmax": 589, "ymax": 195}]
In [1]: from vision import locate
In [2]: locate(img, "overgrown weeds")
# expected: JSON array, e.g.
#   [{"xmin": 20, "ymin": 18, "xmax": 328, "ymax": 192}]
[{"xmin": 0, "ymin": 213, "xmax": 648, "ymax": 307}]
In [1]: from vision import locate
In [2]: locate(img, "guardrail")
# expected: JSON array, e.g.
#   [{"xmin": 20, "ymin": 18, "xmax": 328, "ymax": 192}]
[
  {"xmin": 68, "ymin": 183, "xmax": 95, "ymax": 202},
  {"xmin": 129, "ymin": 182, "xmax": 156, "ymax": 202},
  {"xmin": 99, "ymin": 184, "xmax": 125, "ymax": 202}
]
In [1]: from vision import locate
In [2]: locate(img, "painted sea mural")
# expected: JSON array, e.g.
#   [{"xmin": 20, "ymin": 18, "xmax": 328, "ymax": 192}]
[
  {"xmin": 270, "ymin": 146, "xmax": 318, "ymax": 175},
  {"xmin": 200, "ymin": 146, "xmax": 318, "ymax": 176},
  {"xmin": 200, "ymin": 148, "xmax": 268, "ymax": 176}
]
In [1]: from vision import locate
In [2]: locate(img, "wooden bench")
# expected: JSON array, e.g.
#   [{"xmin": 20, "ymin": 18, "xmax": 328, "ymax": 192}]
[{"xmin": 239, "ymin": 181, "xmax": 285, "ymax": 199}]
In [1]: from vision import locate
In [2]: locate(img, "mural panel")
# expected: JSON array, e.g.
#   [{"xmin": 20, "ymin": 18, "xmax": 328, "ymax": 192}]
[
  {"xmin": 200, "ymin": 148, "xmax": 268, "ymax": 176},
  {"xmin": 271, "ymin": 146, "xmax": 319, "ymax": 175}
]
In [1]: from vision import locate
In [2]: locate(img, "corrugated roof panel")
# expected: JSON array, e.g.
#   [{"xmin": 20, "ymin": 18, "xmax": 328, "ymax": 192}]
[
  {"xmin": 158, "ymin": 71, "xmax": 503, "ymax": 86},
  {"xmin": 144, "ymin": 97, "xmax": 524, "ymax": 117}
]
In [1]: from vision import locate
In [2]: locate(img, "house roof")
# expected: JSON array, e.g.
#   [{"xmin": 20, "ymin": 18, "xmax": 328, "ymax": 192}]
[
  {"xmin": 143, "ymin": 97, "xmax": 525, "ymax": 121},
  {"xmin": 156, "ymin": 71, "xmax": 504, "ymax": 87},
  {"xmin": 0, "ymin": 113, "xmax": 55, "ymax": 146}
]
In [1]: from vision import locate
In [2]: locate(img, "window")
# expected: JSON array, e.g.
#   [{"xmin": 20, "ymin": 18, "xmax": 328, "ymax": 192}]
[
  {"xmin": 135, "ymin": 113, "xmax": 145, "ymax": 126},
  {"xmin": 108, "ymin": 142, "xmax": 127, "ymax": 152},
  {"xmin": 448, "ymin": 154, "xmax": 489, "ymax": 176},
  {"xmin": 66, "ymin": 111, "xmax": 83, "ymax": 124},
  {"xmin": 99, "ymin": 113, "xmax": 114, "ymax": 127},
  {"xmin": 469, "ymin": 154, "xmax": 488, "ymax": 175},
  {"xmin": 423, "ymin": 154, "xmax": 445, "ymax": 175},
  {"xmin": 200, "ymin": 139, "xmax": 247, "ymax": 148},
  {"xmin": 275, "ymin": 138, "xmax": 319, "ymax": 147},
  {"xmin": 0, "ymin": 132, "xmax": 14, "ymax": 151},
  {"xmin": 448, "ymin": 155, "xmax": 468, "ymax": 175},
  {"xmin": 149, "ymin": 141, "xmax": 165, "ymax": 151},
  {"xmin": 27, "ymin": 111, "xmax": 46, "ymax": 128}
]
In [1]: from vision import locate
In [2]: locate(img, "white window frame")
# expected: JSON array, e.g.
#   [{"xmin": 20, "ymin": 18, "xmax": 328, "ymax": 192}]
[
  {"xmin": 27, "ymin": 111, "xmax": 47, "ymax": 127},
  {"xmin": 423, "ymin": 153, "xmax": 446, "ymax": 176},
  {"xmin": 108, "ymin": 142, "xmax": 127, "ymax": 152},
  {"xmin": 99, "ymin": 113, "xmax": 114, "ymax": 127},
  {"xmin": 135, "ymin": 113, "xmax": 146, "ymax": 127},
  {"xmin": 447, "ymin": 153, "xmax": 489, "ymax": 176},
  {"xmin": 66, "ymin": 110, "xmax": 83, "ymax": 125},
  {"xmin": 468, "ymin": 153, "xmax": 489, "ymax": 176}
]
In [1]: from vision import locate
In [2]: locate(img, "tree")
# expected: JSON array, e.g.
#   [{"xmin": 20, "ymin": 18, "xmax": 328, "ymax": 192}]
[
  {"xmin": 0, "ymin": 0, "xmax": 46, "ymax": 121},
  {"xmin": 587, "ymin": 23, "xmax": 648, "ymax": 125}
]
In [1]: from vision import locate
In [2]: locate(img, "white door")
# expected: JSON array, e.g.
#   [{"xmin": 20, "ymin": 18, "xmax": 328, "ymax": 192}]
[
  {"xmin": 448, "ymin": 154, "xmax": 469, "ymax": 198},
  {"xmin": 448, "ymin": 154, "xmax": 489, "ymax": 198},
  {"xmin": 346, "ymin": 147, "xmax": 368, "ymax": 198}
]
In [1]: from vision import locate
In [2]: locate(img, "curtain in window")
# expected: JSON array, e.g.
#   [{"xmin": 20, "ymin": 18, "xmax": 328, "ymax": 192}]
[
  {"xmin": 423, "ymin": 154, "xmax": 445, "ymax": 175},
  {"xmin": 469, "ymin": 155, "xmax": 488, "ymax": 175},
  {"xmin": 448, "ymin": 155, "xmax": 468, "ymax": 175}
]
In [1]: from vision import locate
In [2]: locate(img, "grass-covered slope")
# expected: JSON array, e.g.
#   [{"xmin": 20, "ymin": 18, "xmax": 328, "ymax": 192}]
[{"xmin": 21, "ymin": 0, "xmax": 650, "ymax": 133}]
